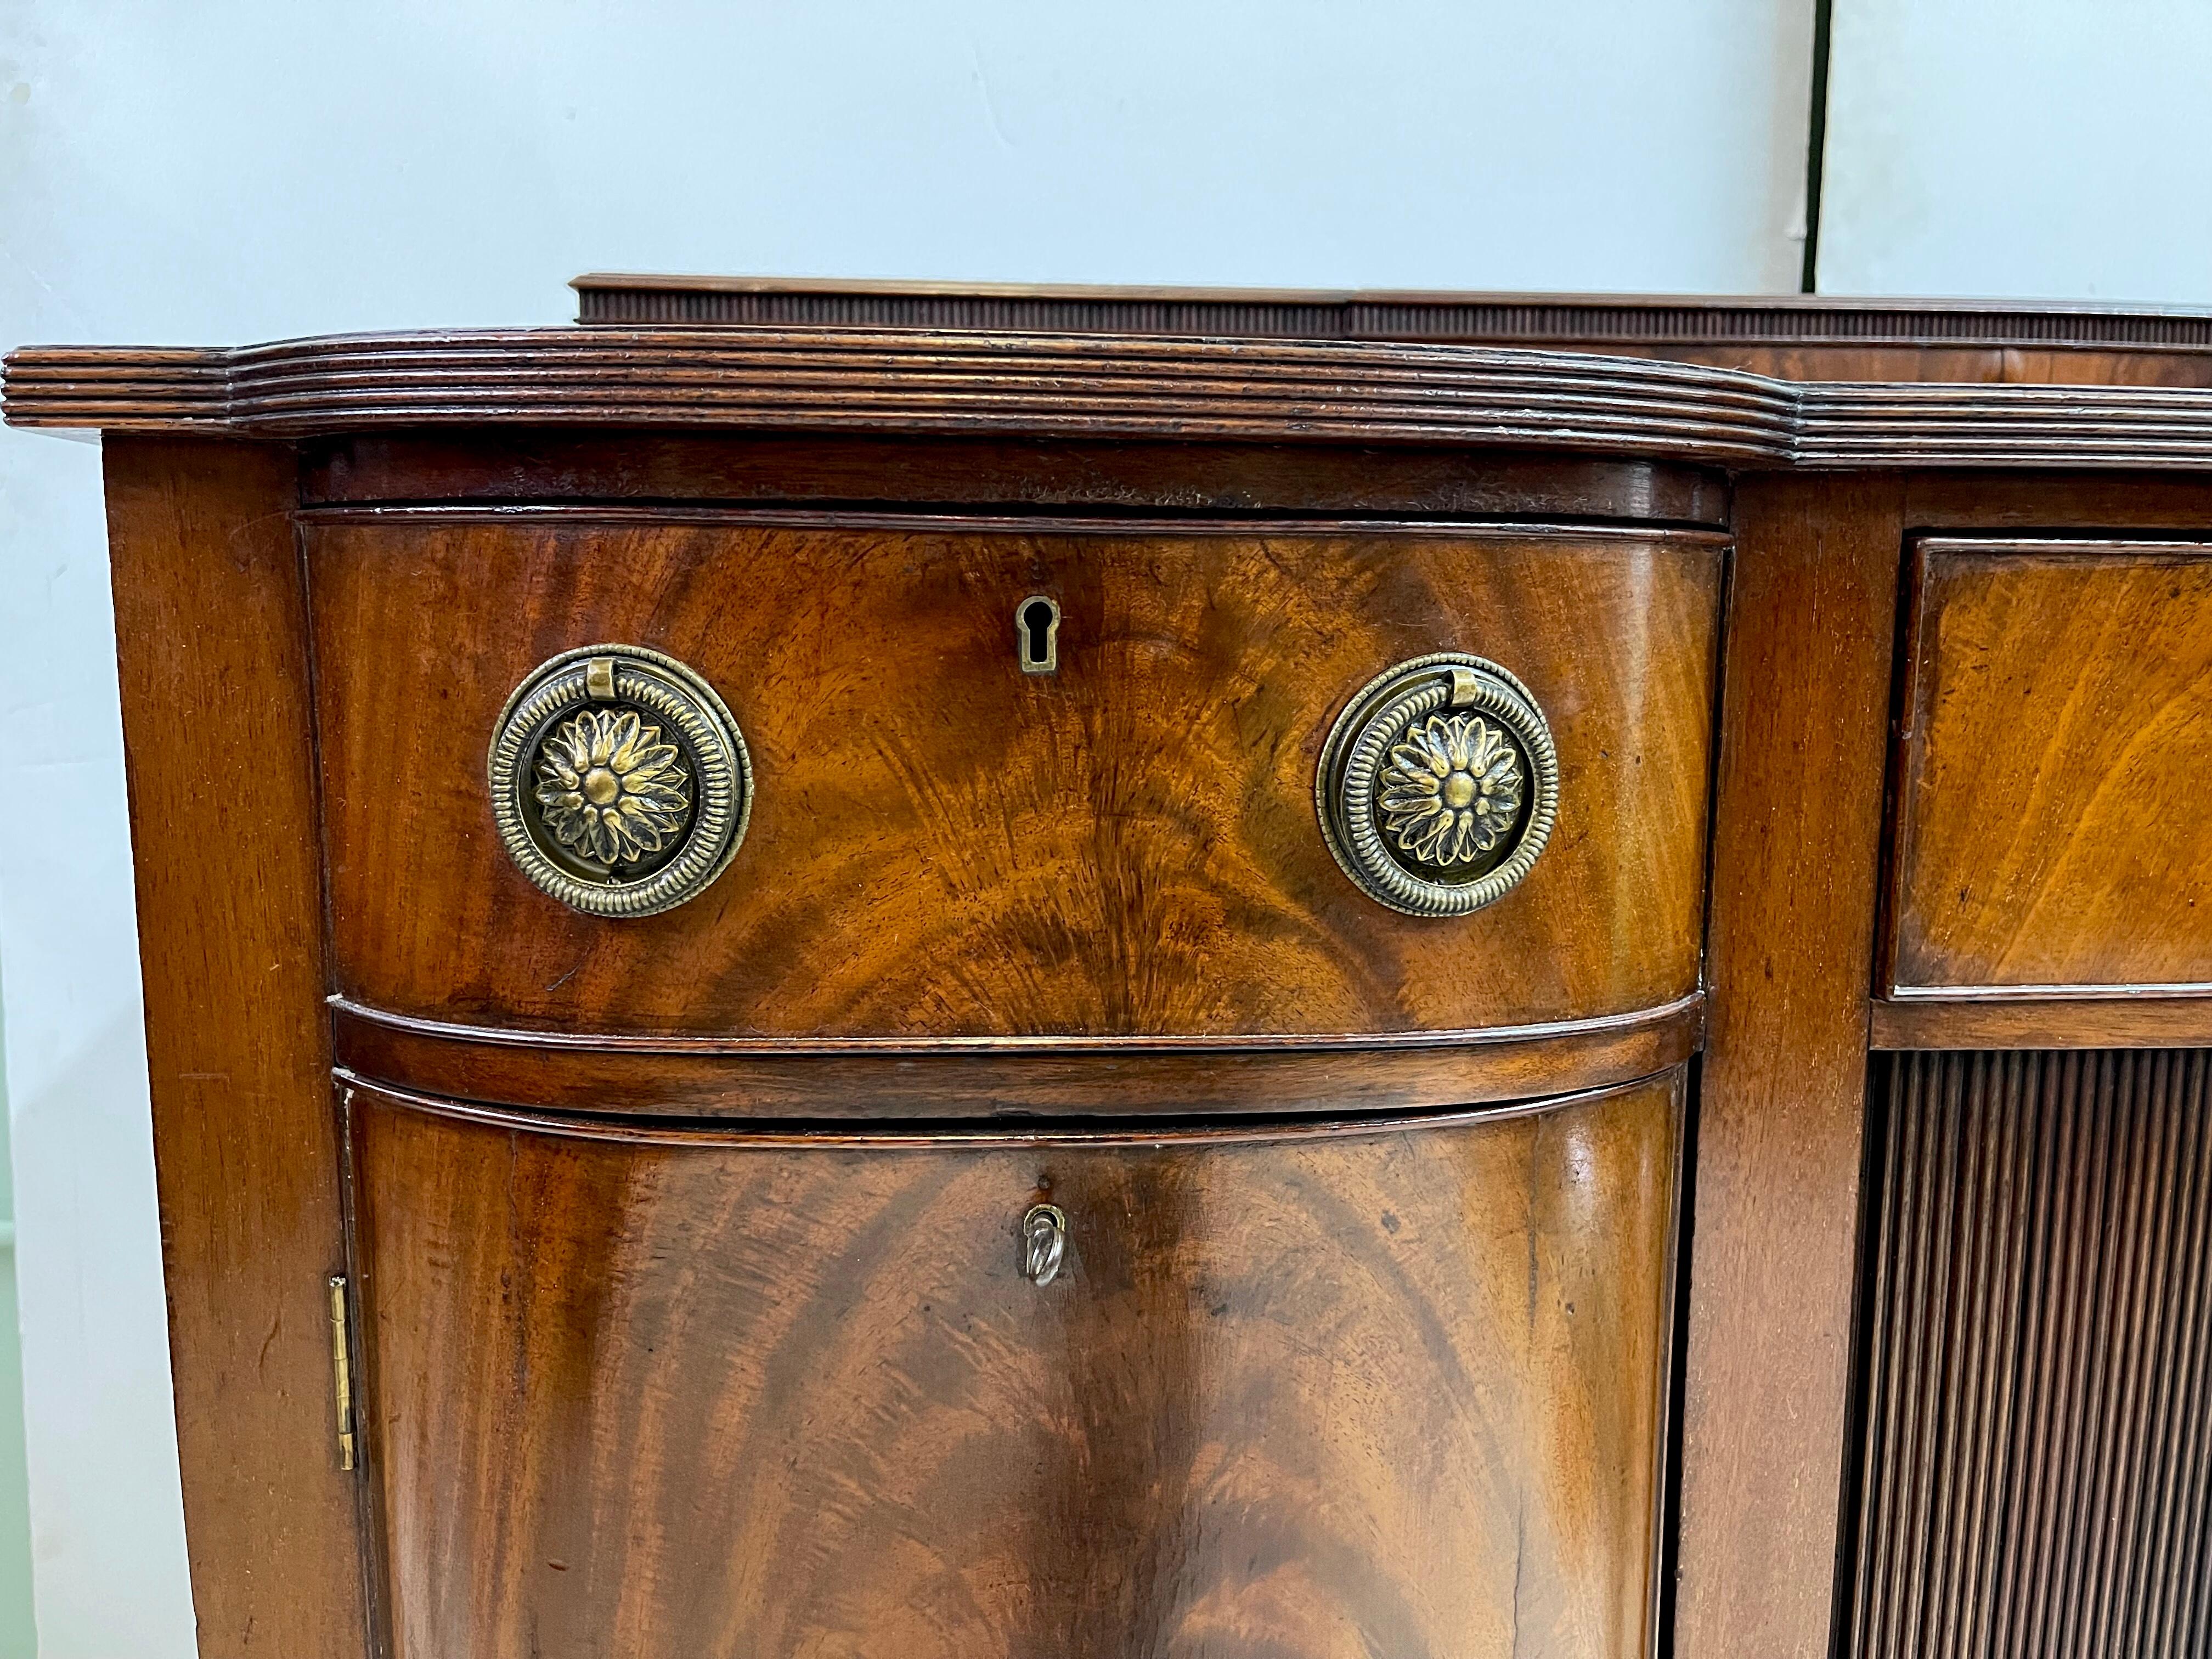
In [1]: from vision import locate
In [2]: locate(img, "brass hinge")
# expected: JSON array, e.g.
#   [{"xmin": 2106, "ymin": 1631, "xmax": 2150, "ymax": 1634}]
[{"xmin": 328, "ymin": 1275, "xmax": 357, "ymax": 1472}]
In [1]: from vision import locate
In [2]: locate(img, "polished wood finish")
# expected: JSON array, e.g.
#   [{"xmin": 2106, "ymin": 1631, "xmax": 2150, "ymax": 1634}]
[
  {"xmin": 0, "ymin": 331, "xmax": 1797, "ymax": 460},
  {"xmin": 295, "ymin": 453, "xmax": 2212, "ymax": 562},
  {"xmin": 1678, "ymin": 473, "xmax": 1905, "ymax": 1659},
  {"xmin": 1890, "ymin": 540, "xmax": 2212, "ymax": 994},
  {"xmin": 1849, "ymin": 1049, "xmax": 2212, "ymax": 1659},
  {"xmin": 27, "ymin": 286, "xmax": 2212, "ymax": 1659},
  {"xmin": 1897, "ymin": 471, "xmax": 2212, "ymax": 533},
  {"xmin": 346, "ymin": 1069, "xmax": 1683, "ymax": 1659},
  {"xmin": 308, "ymin": 512, "xmax": 1722, "ymax": 1040},
  {"xmin": 25, "ymin": 318, "xmax": 2212, "ymax": 470},
  {"xmin": 1871, "ymin": 992, "xmax": 2212, "ymax": 1051},
  {"xmin": 330, "ymin": 995, "xmax": 1702, "ymax": 1119},
  {"xmin": 103, "ymin": 438, "xmax": 366, "ymax": 1658},
  {"xmin": 302, "ymin": 433, "xmax": 1730, "ymax": 523},
  {"xmin": 1634, "ymin": 345, "xmax": 2212, "ymax": 387}
]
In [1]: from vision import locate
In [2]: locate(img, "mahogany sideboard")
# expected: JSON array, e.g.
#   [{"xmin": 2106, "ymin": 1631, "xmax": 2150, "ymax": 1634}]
[{"xmin": 11, "ymin": 281, "xmax": 2212, "ymax": 1659}]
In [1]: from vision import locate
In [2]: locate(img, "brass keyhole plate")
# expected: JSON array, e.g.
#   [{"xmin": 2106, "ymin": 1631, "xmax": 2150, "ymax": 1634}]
[{"xmin": 1017, "ymin": 596, "xmax": 1060, "ymax": 675}]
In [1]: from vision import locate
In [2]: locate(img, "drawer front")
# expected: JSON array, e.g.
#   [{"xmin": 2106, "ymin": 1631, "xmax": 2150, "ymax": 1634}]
[
  {"xmin": 346, "ymin": 1071, "xmax": 1679, "ymax": 1659},
  {"xmin": 1889, "ymin": 541, "xmax": 2212, "ymax": 994},
  {"xmin": 308, "ymin": 511, "xmax": 1722, "ymax": 1038}
]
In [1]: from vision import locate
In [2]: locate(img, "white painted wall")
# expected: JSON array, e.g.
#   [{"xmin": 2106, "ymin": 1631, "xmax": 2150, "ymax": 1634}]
[
  {"xmin": 0, "ymin": 3, "xmax": 1825, "ymax": 1653},
  {"xmin": 1818, "ymin": 0, "xmax": 2212, "ymax": 302}
]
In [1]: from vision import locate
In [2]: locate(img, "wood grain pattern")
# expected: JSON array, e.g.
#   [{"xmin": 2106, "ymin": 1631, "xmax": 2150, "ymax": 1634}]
[
  {"xmin": 328, "ymin": 994, "xmax": 1702, "ymax": 1118},
  {"xmin": 25, "ymin": 322, "xmax": 2212, "ymax": 470},
  {"xmin": 308, "ymin": 512, "xmax": 1722, "ymax": 1040},
  {"xmin": 38, "ymin": 291, "xmax": 2212, "ymax": 1659},
  {"xmin": 2, "ymin": 330, "xmax": 1797, "ymax": 459},
  {"xmin": 1628, "ymin": 345, "xmax": 2212, "ymax": 388},
  {"xmin": 345, "ymin": 1069, "xmax": 1683, "ymax": 1659},
  {"xmin": 1677, "ymin": 473, "xmax": 1906, "ymax": 1659},
  {"xmin": 1871, "ymin": 992, "xmax": 2212, "ymax": 1051},
  {"xmin": 1849, "ymin": 1049, "xmax": 2212, "ymax": 1659},
  {"xmin": 1891, "ymin": 541, "xmax": 2212, "ymax": 994},
  {"xmin": 1899, "ymin": 472, "xmax": 2212, "ymax": 533},
  {"xmin": 299, "ymin": 432, "xmax": 1730, "ymax": 524},
  {"xmin": 103, "ymin": 438, "xmax": 368, "ymax": 1657}
]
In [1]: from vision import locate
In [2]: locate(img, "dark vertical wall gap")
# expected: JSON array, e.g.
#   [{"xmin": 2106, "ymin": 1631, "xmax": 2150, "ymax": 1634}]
[{"xmin": 1802, "ymin": 0, "xmax": 1837, "ymax": 293}]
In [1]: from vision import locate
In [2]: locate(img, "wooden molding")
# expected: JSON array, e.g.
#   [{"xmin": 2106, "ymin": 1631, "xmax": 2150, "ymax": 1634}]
[
  {"xmin": 300, "ymin": 430, "xmax": 1731, "ymax": 521},
  {"xmin": 329, "ymin": 994, "xmax": 1704, "ymax": 1120},
  {"xmin": 18, "ymin": 325, "xmax": 2212, "ymax": 470},
  {"xmin": 1871, "ymin": 991, "xmax": 2212, "ymax": 1050},
  {"xmin": 570, "ymin": 275, "xmax": 2212, "ymax": 355},
  {"xmin": 2, "ymin": 329, "xmax": 1792, "ymax": 459},
  {"xmin": 337, "ymin": 1065, "xmax": 1662, "ymax": 1147}
]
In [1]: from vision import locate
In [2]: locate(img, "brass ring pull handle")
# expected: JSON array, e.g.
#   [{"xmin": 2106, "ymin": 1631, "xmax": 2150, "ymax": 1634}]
[
  {"xmin": 487, "ymin": 645, "xmax": 752, "ymax": 918},
  {"xmin": 1316, "ymin": 652, "xmax": 1560, "ymax": 917},
  {"xmin": 1022, "ymin": 1204, "xmax": 1068, "ymax": 1286}
]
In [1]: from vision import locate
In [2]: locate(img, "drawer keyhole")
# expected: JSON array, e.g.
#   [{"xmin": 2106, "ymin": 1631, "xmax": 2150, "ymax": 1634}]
[{"xmin": 1018, "ymin": 597, "xmax": 1060, "ymax": 675}]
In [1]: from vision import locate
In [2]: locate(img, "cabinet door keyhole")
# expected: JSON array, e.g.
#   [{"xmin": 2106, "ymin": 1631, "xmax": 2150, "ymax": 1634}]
[{"xmin": 1019, "ymin": 596, "xmax": 1060, "ymax": 675}]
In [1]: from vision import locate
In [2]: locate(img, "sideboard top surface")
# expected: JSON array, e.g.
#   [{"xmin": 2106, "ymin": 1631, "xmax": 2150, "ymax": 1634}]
[{"xmin": 12, "ymin": 280, "xmax": 2212, "ymax": 470}]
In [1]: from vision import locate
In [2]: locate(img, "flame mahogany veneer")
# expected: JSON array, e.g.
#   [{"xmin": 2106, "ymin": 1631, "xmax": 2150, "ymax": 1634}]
[{"xmin": 13, "ymin": 282, "xmax": 2212, "ymax": 1659}]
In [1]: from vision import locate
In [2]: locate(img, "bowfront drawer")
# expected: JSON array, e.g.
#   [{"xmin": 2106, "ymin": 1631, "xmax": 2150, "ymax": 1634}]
[
  {"xmin": 342, "ymin": 1068, "xmax": 1681, "ymax": 1659},
  {"xmin": 307, "ymin": 510, "xmax": 1722, "ymax": 1038},
  {"xmin": 1888, "ymin": 540, "xmax": 2212, "ymax": 995}
]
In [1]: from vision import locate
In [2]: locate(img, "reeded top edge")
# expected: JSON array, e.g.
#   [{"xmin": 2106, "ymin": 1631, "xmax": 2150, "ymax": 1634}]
[{"xmin": 12, "ymin": 320, "xmax": 2212, "ymax": 470}]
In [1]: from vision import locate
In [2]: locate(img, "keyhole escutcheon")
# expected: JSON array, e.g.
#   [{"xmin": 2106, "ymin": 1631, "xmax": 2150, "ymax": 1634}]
[{"xmin": 1018, "ymin": 596, "xmax": 1060, "ymax": 675}]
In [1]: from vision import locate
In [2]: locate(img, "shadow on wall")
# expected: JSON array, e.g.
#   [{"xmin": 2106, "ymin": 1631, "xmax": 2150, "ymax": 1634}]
[
  {"xmin": 2, "ymin": 996, "xmax": 193, "ymax": 1659},
  {"xmin": 0, "ymin": 1034, "xmax": 37, "ymax": 1656}
]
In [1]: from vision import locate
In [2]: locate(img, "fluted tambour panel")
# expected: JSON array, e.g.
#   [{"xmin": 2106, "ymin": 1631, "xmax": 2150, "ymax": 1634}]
[{"xmin": 1851, "ymin": 1049, "xmax": 2212, "ymax": 1659}]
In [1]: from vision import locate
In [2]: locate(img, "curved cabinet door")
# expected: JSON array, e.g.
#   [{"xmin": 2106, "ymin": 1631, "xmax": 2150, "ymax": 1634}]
[{"xmin": 342, "ymin": 1071, "xmax": 1682, "ymax": 1659}]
